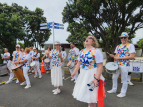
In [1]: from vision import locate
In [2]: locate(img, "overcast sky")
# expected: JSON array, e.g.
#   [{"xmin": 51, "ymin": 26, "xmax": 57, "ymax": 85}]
[{"xmin": 0, "ymin": 0, "xmax": 142, "ymax": 44}]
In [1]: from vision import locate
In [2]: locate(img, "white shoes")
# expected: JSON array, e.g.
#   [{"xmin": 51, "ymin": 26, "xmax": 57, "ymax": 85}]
[
  {"xmin": 107, "ymin": 90, "xmax": 116, "ymax": 94},
  {"xmin": 16, "ymin": 79, "xmax": 19, "ymax": 83},
  {"xmin": 39, "ymin": 75, "xmax": 42, "ymax": 79},
  {"xmin": 52, "ymin": 89, "xmax": 57, "ymax": 93},
  {"xmin": 74, "ymin": 80, "xmax": 77, "ymax": 83},
  {"xmin": 5, "ymin": 80, "xmax": 12, "ymax": 84},
  {"xmin": 53, "ymin": 90, "xmax": 61, "ymax": 95},
  {"xmin": 20, "ymin": 82, "xmax": 27, "ymax": 86},
  {"xmin": 71, "ymin": 78, "xmax": 75, "ymax": 81},
  {"xmin": 25, "ymin": 85, "xmax": 31, "ymax": 89},
  {"xmin": 34, "ymin": 75, "xmax": 38, "ymax": 78},
  {"xmin": 52, "ymin": 89, "xmax": 61, "ymax": 94},
  {"xmin": 117, "ymin": 93, "xmax": 126, "ymax": 98},
  {"xmin": 128, "ymin": 81, "xmax": 134, "ymax": 86},
  {"xmin": 62, "ymin": 77, "xmax": 65, "ymax": 79}
]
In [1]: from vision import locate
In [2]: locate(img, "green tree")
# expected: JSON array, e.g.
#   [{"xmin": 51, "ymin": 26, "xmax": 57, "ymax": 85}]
[
  {"xmin": 62, "ymin": 0, "xmax": 143, "ymax": 61},
  {"xmin": 137, "ymin": 38, "xmax": 143, "ymax": 56},
  {"xmin": 66, "ymin": 22, "xmax": 89, "ymax": 49},
  {"xmin": 25, "ymin": 8, "xmax": 51, "ymax": 49},
  {"xmin": 17, "ymin": 42, "xmax": 25, "ymax": 49}
]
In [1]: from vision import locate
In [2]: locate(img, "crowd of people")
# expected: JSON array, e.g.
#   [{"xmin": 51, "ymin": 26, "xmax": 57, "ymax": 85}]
[{"xmin": 1, "ymin": 32, "xmax": 136, "ymax": 107}]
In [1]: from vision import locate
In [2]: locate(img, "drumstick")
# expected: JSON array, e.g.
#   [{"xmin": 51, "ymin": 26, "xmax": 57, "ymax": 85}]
[
  {"xmin": 107, "ymin": 52, "xmax": 110, "ymax": 55},
  {"xmin": 64, "ymin": 76, "xmax": 71, "ymax": 80}
]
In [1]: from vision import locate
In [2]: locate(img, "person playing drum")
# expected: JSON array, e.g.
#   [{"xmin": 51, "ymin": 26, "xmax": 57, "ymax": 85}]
[
  {"xmin": 17, "ymin": 48, "xmax": 31, "ymax": 89},
  {"xmin": 5, "ymin": 45, "xmax": 22, "ymax": 84},
  {"xmin": 47, "ymin": 41, "xmax": 63, "ymax": 95},
  {"xmin": 61, "ymin": 45, "xmax": 67, "ymax": 79},
  {"xmin": 71, "ymin": 35, "xmax": 105, "ymax": 107},
  {"xmin": 32, "ymin": 48, "xmax": 42, "ymax": 79},
  {"xmin": 107, "ymin": 32, "xmax": 136, "ymax": 98},
  {"xmin": 68, "ymin": 43, "xmax": 79, "ymax": 83},
  {"xmin": 41, "ymin": 46, "xmax": 51, "ymax": 73}
]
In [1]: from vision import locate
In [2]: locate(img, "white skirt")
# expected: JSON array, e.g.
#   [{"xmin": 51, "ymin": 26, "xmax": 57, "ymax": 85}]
[
  {"xmin": 72, "ymin": 68, "xmax": 105, "ymax": 103},
  {"xmin": 51, "ymin": 66, "xmax": 63, "ymax": 87}
]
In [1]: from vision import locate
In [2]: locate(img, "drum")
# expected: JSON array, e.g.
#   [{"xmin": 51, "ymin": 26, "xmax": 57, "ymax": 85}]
[
  {"xmin": 105, "ymin": 62, "xmax": 119, "ymax": 74},
  {"xmin": 30, "ymin": 61, "xmax": 37, "ymax": 68},
  {"xmin": 67, "ymin": 61, "xmax": 75, "ymax": 69},
  {"xmin": 0, "ymin": 64, "xmax": 8, "ymax": 76},
  {"xmin": 129, "ymin": 60, "xmax": 143, "ymax": 73},
  {"xmin": 44, "ymin": 59, "xmax": 50, "ymax": 64},
  {"xmin": 12, "ymin": 65, "xmax": 25, "ymax": 82}
]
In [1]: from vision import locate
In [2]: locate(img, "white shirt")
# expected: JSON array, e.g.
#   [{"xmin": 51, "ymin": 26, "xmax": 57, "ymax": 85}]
[
  {"xmin": 62, "ymin": 51, "xmax": 67, "ymax": 59},
  {"xmin": 22, "ymin": 54, "xmax": 31, "ymax": 67},
  {"xmin": 3, "ymin": 52, "xmax": 10, "ymax": 64}
]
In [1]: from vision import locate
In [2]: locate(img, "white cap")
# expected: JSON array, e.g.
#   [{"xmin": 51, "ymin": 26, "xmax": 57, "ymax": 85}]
[
  {"xmin": 16, "ymin": 44, "xmax": 20, "ymax": 47},
  {"xmin": 54, "ymin": 41, "xmax": 60, "ymax": 45},
  {"xmin": 119, "ymin": 32, "xmax": 129, "ymax": 37}
]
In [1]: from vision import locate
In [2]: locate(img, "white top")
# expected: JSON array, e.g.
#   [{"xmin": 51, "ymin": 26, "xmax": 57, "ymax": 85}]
[
  {"xmin": 78, "ymin": 48, "xmax": 103, "ymax": 70},
  {"xmin": 114, "ymin": 43, "xmax": 136, "ymax": 66},
  {"xmin": 3, "ymin": 52, "xmax": 10, "ymax": 64},
  {"xmin": 68, "ymin": 47, "xmax": 80, "ymax": 62},
  {"xmin": 33, "ymin": 53, "xmax": 40, "ymax": 61},
  {"xmin": 21, "ymin": 54, "xmax": 31, "ymax": 67},
  {"xmin": 62, "ymin": 51, "xmax": 67, "ymax": 59},
  {"xmin": 29, "ymin": 50, "xmax": 34, "ymax": 57},
  {"xmin": 12, "ymin": 51, "xmax": 22, "ymax": 62}
]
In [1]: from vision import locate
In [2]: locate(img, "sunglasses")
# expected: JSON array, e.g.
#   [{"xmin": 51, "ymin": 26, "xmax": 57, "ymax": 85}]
[
  {"xmin": 86, "ymin": 37, "xmax": 94, "ymax": 40},
  {"xmin": 120, "ymin": 37, "xmax": 127, "ymax": 39}
]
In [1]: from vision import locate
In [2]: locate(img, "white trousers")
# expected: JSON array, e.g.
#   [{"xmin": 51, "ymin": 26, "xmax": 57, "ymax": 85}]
[
  {"xmin": 112, "ymin": 66, "xmax": 129, "ymax": 94},
  {"xmin": 127, "ymin": 75, "xmax": 131, "ymax": 82},
  {"xmin": 34, "ymin": 61, "xmax": 41, "ymax": 76},
  {"xmin": 61, "ymin": 62, "xmax": 64, "ymax": 76},
  {"xmin": 8, "ymin": 64, "xmax": 18, "ymax": 82},
  {"xmin": 69, "ymin": 66, "xmax": 78, "ymax": 80},
  {"xmin": 23, "ymin": 67, "xmax": 30, "ymax": 85}
]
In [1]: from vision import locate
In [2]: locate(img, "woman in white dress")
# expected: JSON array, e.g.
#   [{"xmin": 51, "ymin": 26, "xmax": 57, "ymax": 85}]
[
  {"xmin": 71, "ymin": 35, "xmax": 105, "ymax": 107},
  {"xmin": 47, "ymin": 41, "xmax": 63, "ymax": 95}
]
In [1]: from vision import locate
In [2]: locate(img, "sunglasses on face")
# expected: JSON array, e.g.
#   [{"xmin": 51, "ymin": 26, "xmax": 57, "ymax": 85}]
[
  {"xmin": 120, "ymin": 37, "xmax": 127, "ymax": 39},
  {"xmin": 86, "ymin": 37, "xmax": 94, "ymax": 40}
]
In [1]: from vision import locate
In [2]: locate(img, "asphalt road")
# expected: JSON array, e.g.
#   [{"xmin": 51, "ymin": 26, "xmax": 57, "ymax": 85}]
[{"xmin": 0, "ymin": 73, "xmax": 143, "ymax": 107}]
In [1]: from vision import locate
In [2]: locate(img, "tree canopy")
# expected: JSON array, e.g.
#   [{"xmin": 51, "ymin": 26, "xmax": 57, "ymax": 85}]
[
  {"xmin": 0, "ymin": 3, "xmax": 51, "ymax": 54},
  {"xmin": 137, "ymin": 38, "xmax": 143, "ymax": 56},
  {"xmin": 62, "ymin": 0, "xmax": 143, "ymax": 61}
]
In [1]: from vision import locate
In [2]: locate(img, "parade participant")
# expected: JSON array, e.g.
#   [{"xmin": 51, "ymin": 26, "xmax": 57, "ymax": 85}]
[
  {"xmin": 72, "ymin": 35, "xmax": 105, "ymax": 107},
  {"xmin": 32, "ymin": 48, "xmax": 42, "ymax": 79},
  {"xmin": 21, "ymin": 48, "xmax": 25, "ymax": 57},
  {"xmin": 17, "ymin": 48, "xmax": 31, "ymax": 89},
  {"xmin": 48, "ymin": 41, "xmax": 63, "ymax": 95},
  {"xmin": 29, "ymin": 47, "xmax": 34, "ymax": 57},
  {"xmin": 68, "ymin": 43, "xmax": 79, "ymax": 83},
  {"xmin": 41, "ymin": 46, "xmax": 51, "ymax": 73},
  {"xmin": 5, "ymin": 45, "xmax": 22, "ymax": 84},
  {"xmin": 2, "ymin": 48, "xmax": 11, "ymax": 68},
  {"xmin": 61, "ymin": 45, "xmax": 67, "ymax": 79},
  {"xmin": 107, "ymin": 32, "xmax": 136, "ymax": 98}
]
